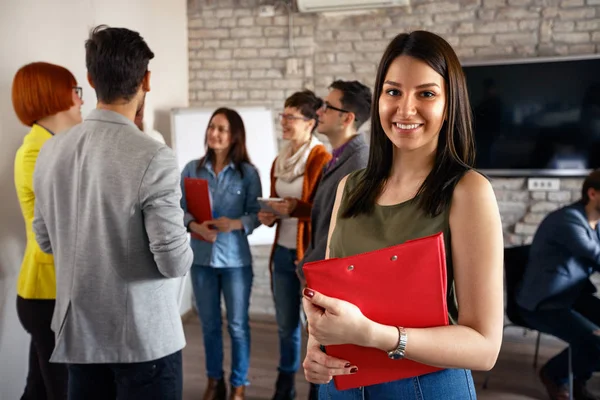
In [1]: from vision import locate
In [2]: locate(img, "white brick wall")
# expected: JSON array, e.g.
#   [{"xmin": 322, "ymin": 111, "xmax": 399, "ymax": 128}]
[{"xmin": 187, "ymin": 0, "xmax": 599, "ymax": 316}]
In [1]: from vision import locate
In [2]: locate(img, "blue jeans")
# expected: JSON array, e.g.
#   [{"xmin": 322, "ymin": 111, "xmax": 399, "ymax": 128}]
[
  {"xmin": 518, "ymin": 293, "xmax": 600, "ymax": 385},
  {"xmin": 272, "ymin": 245, "xmax": 302, "ymax": 373},
  {"xmin": 67, "ymin": 350, "xmax": 182, "ymax": 400},
  {"xmin": 190, "ymin": 265, "xmax": 253, "ymax": 388},
  {"xmin": 318, "ymin": 368, "xmax": 476, "ymax": 399}
]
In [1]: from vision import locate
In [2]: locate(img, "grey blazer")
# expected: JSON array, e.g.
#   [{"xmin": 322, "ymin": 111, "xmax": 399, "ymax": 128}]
[
  {"xmin": 296, "ymin": 134, "xmax": 369, "ymax": 278},
  {"xmin": 33, "ymin": 109, "xmax": 193, "ymax": 363}
]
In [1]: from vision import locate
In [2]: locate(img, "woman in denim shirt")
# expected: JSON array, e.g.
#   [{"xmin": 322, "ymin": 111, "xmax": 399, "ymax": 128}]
[{"xmin": 180, "ymin": 108, "xmax": 262, "ymax": 400}]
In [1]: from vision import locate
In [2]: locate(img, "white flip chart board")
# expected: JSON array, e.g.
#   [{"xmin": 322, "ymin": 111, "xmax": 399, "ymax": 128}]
[{"xmin": 170, "ymin": 107, "xmax": 278, "ymax": 246}]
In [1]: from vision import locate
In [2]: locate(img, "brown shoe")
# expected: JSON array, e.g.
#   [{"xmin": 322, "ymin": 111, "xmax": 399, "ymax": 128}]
[
  {"xmin": 203, "ymin": 378, "xmax": 226, "ymax": 400},
  {"xmin": 539, "ymin": 368, "xmax": 569, "ymax": 400},
  {"xmin": 229, "ymin": 385, "xmax": 245, "ymax": 400}
]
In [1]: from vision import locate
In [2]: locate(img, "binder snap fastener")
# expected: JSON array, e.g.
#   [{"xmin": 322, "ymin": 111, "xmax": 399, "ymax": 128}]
[
  {"xmin": 347, "ymin": 265, "xmax": 354, "ymax": 271},
  {"xmin": 391, "ymin": 255, "xmax": 398, "ymax": 261}
]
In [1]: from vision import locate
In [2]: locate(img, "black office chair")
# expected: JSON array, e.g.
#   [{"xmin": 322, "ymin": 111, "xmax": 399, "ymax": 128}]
[
  {"xmin": 482, "ymin": 245, "xmax": 535, "ymax": 388},
  {"xmin": 503, "ymin": 245, "xmax": 544, "ymax": 365},
  {"xmin": 482, "ymin": 245, "xmax": 573, "ymax": 399}
]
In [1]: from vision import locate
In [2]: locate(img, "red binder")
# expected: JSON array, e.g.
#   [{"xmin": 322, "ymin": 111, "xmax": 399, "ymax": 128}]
[
  {"xmin": 302, "ymin": 232, "xmax": 448, "ymax": 391},
  {"xmin": 183, "ymin": 177, "xmax": 213, "ymax": 241}
]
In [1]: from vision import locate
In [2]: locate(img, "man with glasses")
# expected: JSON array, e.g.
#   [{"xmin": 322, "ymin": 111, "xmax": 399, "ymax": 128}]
[{"xmin": 294, "ymin": 80, "xmax": 372, "ymax": 399}]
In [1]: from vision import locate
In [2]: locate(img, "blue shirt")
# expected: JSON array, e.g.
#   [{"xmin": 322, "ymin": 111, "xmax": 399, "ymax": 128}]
[{"xmin": 180, "ymin": 159, "xmax": 262, "ymax": 267}]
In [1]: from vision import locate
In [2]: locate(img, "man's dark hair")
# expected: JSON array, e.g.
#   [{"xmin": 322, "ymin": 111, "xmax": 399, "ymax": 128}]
[
  {"xmin": 329, "ymin": 80, "xmax": 373, "ymax": 130},
  {"xmin": 581, "ymin": 169, "xmax": 600, "ymax": 204},
  {"xmin": 85, "ymin": 25, "xmax": 154, "ymax": 104}
]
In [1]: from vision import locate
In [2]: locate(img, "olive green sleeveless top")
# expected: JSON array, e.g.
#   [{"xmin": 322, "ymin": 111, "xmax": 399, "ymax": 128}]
[{"xmin": 329, "ymin": 170, "xmax": 459, "ymax": 324}]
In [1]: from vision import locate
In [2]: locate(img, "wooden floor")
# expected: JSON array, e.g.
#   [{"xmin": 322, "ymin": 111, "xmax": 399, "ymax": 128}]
[{"xmin": 182, "ymin": 314, "xmax": 600, "ymax": 399}]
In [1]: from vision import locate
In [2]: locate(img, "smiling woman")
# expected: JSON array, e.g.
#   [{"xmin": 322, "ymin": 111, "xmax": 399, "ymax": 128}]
[
  {"xmin": 301, "ymin": 31, "xmax": 504, "ymax": 400},
  {"xmin": 379, "ymin": 61, "xmax": 446, "ymax": 150},
  {"xmin": 179, "ymin": 107, "xmax": 262, "ymax": 400}
]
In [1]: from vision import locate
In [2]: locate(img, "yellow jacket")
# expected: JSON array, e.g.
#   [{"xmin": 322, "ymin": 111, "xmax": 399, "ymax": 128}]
[{"xmin": 14, "ymin": 124, "xmax": 56, "ymax": 299}]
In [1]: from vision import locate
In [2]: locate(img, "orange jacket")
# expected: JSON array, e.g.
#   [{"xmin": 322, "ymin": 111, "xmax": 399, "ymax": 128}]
[{"xmin": 268, "ymin": 145, "xmax": 331, "ymax": 284}]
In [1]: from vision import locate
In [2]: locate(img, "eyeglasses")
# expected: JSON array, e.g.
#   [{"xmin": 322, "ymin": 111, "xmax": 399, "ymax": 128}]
[
  {"xmin": 73, "ymin": 86, "xmax": 83, "ymax": 99},
  {"xmin": 278, "ymin": 113, "xmax": 310, "ymax": 122},
  {"xmin": 321, "ymin": 102, "xmax": 350, "ymax": 114}
]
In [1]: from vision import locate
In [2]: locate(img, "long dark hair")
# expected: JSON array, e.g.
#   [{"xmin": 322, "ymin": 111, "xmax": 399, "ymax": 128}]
[
  {"xmin": 197, "ymin": 108, "xmax": 252, "ymax": 177},
  {"xmin": 342, "ymin": 30, "xmax": 475, "ymax": 219}
]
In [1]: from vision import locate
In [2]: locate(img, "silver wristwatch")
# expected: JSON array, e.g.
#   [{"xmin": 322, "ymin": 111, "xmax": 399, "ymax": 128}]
[{"xmin": 387, "ymin": 326, "xmax": 407, "ymax": 360}]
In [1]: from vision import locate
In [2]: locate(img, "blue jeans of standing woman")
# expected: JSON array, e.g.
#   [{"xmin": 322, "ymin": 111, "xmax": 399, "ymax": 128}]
[
  {"xmin": 190, "ymin": 264, "xmax": 253, "ymax": 388},
  {"xmin": 318, "ymin": 368, "xmax": 476, "ymax": 399},
  {"xmin": 273, "ymin": 245, "xmax": 302, "ymax": 374}
]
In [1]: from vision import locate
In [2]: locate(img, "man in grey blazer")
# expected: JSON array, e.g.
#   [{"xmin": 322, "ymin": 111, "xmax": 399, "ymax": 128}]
[
  {"xmin": 280, "ymin": 80, "xmax": 371, "ymax": 400},
  {"xmin": 32, "ymin": 25, "xmax": 193, "ymax": 399}
]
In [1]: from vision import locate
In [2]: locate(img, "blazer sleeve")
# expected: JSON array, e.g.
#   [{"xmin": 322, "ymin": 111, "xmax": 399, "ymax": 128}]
[
  {"xmin": 15, "ymin": 145, "xmax": 38, "ymax": 222},
  {"xmin": 555, "ymin": 212, "xmax": 600, "ymax": 269},
  {"xmin": 292, "ymin": 146, "xmax": 332, "ymax": 221},
  {"xmin": 30, "ymin": 146, "xmax": 52, "ymax": 254},
  {"xmin": 180, "ymin": 161, "xmax": 196, "ymax": 230},
  {"xmin": 33, "ymin": 196, "xmax": 52, "ymax": 254},
  {"xmin": 140, "ymin": 147, "xmax": 193, "ymax": 278}
]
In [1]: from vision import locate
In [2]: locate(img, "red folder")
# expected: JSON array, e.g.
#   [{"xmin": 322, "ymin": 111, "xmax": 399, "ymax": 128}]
[
  {"xmin": 302, "ymin": 232, "xmax": 448, "ymax": 390},
  {"xmin": 183, "ymin": 177, "xmax": 213, "ymax": 241}
]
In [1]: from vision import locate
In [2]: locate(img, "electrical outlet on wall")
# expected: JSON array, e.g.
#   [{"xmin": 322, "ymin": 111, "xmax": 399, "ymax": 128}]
[
  {"xmin": 286, "ymin": 58, "xmax": 299, "ymax": 75},
  {"xmin": 528, "ymin": 178, "xmax": 560, "ymax": 191},
  {"xmin": 258, "ymin": 5, "xmax": 275, "ymax": 17}
]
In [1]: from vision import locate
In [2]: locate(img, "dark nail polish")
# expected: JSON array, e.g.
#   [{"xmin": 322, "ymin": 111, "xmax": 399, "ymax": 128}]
[
  {"xmin": 350, "ymin": 367, "xmax": 358, "ymax": 374},
  {"xmin": 344, "ymin": 363, "xmax": 351, "ymax": 368},
  {"xmin": 303, "ymin": 288, "xmax": 315, "ymax": 298}
]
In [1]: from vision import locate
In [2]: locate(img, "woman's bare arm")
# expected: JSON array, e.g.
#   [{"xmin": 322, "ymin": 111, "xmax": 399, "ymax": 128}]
[{"xmin": 364, "ymin": 171, "xmax": 504, "ymax": 370}]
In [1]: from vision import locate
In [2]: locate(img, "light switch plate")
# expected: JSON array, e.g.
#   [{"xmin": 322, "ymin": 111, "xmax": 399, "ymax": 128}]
[
  {"xmin": 259, "ymin": 5, "xmax": 275, "ymax": 17},
  {"xmin": 527, "ymin": 178, "xmax": 560, "ymax": 191},
  {"xmin": 286, "ymin": 58, "xmax": 299, "ymax": 75}
]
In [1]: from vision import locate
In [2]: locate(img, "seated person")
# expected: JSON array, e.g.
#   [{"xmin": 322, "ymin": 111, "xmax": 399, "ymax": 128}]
[{"xmin": 516, "ymin": 169, "xmax": 600, "ymax": 400}]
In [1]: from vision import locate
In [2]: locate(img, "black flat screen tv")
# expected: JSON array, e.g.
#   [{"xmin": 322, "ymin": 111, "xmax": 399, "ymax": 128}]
[{"xmin": 463, "ymin": 55, "xmax": 600, "ymax": 176}]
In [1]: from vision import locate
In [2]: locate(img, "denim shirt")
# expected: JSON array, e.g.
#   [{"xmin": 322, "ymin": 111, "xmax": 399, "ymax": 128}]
[{"xmin": 180, "ymin": 159, "xmax": 262, "ymax": 267}]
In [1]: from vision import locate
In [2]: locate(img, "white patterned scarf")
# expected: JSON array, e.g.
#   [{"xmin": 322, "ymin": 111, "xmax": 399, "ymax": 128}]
[{"xmin": 274, "ymin": 135, "xmax": 322, "ymax": 183}]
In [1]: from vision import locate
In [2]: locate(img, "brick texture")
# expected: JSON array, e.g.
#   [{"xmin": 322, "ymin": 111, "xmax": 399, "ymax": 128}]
[{"xmin": 187, "ymin": 0, "xmax": 599, "ymax": 316}]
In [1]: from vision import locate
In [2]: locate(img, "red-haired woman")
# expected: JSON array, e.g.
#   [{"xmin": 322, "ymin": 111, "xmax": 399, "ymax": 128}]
[{"xmin": 12, "ymin": 62, "xmax": 84, "ymax": 400}]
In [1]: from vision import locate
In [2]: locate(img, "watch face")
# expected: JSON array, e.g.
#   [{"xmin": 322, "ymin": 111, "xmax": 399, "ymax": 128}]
[{"xmin": 389, "ymin": 352, "xmax": 402, "ymax": 360}]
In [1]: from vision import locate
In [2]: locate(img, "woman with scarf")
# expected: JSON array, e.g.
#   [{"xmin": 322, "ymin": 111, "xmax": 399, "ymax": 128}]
[{"xmin": 259, "ymin": 90, "xmax": 331, "ymax": 400}]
